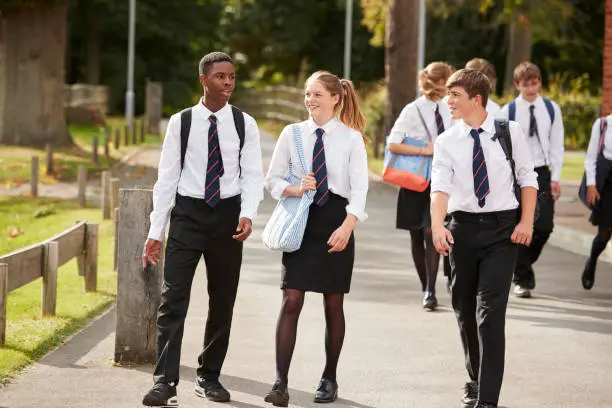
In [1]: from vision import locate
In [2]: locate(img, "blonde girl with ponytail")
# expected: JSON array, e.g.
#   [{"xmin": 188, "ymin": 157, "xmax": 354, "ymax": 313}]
[{"xmin": 263, "ymin": 70, "xmax": 368, "ymax": 406}]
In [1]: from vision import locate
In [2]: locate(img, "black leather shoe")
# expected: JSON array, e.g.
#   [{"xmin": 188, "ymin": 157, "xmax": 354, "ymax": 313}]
[
  {"xmin": 474, "ymin": 402, "xmax": 497, "ymax": 408},
  {"xmin": 581, "ymin": 257, "xmax": 596, "ymax": 290},
  {"xmin": 422, "ymin": 292, "xmax": 438, "ymax": 311},
  {"xmin": 313, "ymin": 378, "xmax": 338, "ymax": 403},
  {"xmin": 264, "ymin": 380, "xmax": 289, "ymax": 407},
  {"xmin": 142, "ymin": 382, "xmax": 178, "ymax": 407},
  {"xmin": 194, "ymin": 377, "xmax": 230, "ymax": 403},
  {"xmin": 462, "ymin": 381, "xmax": 478, "ymax": 407}
]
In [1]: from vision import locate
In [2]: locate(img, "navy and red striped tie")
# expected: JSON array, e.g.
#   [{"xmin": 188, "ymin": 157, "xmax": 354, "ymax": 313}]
[
  {"xmin": 529, "ymin": 105, "xmax": 538, "ymax": 137},
  {"xmin": 313, "ymin": 128, "xmax": 329, "ymax": 206},
  {"xmin": 205, "ymin": 114, "xmax": 223, "ymax": 207},
  {"xmin": 435, "ymin": 104, "xmax": 445, "ymax": 135},
  {"xmin": 471, "ymin": 128, "xmax": 489, "ymax": 208}
]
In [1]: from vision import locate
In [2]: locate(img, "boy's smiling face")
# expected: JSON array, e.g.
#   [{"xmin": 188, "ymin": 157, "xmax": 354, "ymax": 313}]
[{"xmin": 446, "ymin": 86, "xmax": 482, "ymax": 120}]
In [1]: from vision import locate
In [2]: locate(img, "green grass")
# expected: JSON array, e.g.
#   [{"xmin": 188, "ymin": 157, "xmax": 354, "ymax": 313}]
[
  {"xmin": 0, "ymin": 117, "xmax": 160, "ymax": 186},
  {"xmin": 560, "ymin": 154, "xmax": 585, "ymax": 182},
  {"xmin": 0, "ymin": 196, "xmax": 116, "ymax": 383}
]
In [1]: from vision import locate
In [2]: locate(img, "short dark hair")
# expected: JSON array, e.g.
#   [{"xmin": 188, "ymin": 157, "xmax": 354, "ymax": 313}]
[
  {"xmin": 446, "ymin": 68, "xmax": 490, "ymax": 108},
  {"xmin": 199, "ymin": 52, "xmax": 233, "ymax": 76},
  {"xmin": 465, "ymin": 58, "xmax": 497, "ymax": 91}
]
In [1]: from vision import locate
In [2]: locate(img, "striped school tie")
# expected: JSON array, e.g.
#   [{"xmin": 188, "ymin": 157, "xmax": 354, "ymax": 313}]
[
  {"xmin": 435, "ymin": 104, "xmax": 445, "ymax": 135},
  {"xmin": 205, "ymin": 114, "xmax": 224, "ymax": 207},
  {"xmin": 471, "ymin": 128, "xmax": 489, "ymax": 208},
  {"xmin": 313, "ymin": 128, "xmax": 329, "ymax": 206},
  {"xmin": 529, "ymin": 105, "xmax": 538, "ymax": 137}
]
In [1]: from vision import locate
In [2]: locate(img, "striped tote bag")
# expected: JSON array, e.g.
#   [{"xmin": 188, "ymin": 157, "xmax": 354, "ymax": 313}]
[{"xmin": 262, "ymin": 124, "xmax": 315, "ymax": 252}]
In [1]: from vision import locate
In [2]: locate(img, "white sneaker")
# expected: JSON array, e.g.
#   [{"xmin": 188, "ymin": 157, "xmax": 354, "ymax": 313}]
[{"xmin": 513, "ymin": 285, "xmax": 532, "ymax": 298}]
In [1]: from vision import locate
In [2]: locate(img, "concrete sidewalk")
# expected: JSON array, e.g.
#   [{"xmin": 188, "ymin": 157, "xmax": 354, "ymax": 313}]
[{"xmin": 1, "ymin": 133, "xmax": 611, "ymax": 407}]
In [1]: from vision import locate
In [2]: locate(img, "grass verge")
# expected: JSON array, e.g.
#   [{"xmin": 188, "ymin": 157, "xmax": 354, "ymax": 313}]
[
  {"xmin": 0, "ymin": 117, "xmax": 160, "ymax": 186},
  {"xmin": 0, "ymin": 196, "xmax": 116, "ymax": 384}
]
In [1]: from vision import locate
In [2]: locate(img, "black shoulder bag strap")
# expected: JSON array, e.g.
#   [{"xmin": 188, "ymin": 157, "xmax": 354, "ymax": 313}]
[
  {"xmin": 494, "ymin": 119, "xmax": 521, "ymax": 202},
  {"xmin": 231, "ymin": 105, "xmax": 246, "ymax": 176}
]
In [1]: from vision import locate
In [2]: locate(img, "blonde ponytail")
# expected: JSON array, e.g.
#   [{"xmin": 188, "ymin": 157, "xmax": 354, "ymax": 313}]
[{"xmin": 338, "ymin": 79, "xmax": 366, "ymax": 134}]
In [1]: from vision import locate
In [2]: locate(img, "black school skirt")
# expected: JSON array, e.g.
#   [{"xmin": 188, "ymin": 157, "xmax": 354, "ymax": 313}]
[
  {"xmin": 396, "ymin": 186, "xmax": 431, "ymax": 231},
  {"xmin": 590, "ymin": 158, "xmax": 612, "ymax": 228},
  {"xmin": 281, "ymin": 192, "xmax": 355, "ymax": 294}
]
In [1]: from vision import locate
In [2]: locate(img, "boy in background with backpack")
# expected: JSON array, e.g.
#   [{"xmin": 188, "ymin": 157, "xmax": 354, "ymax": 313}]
[
  {"xmin": 141, "ymin": 51, "xmax": 264, "ymax": 407},
  {"xmin": 500, "ymin": 61, "xmax": 565, "ymax": 299}
]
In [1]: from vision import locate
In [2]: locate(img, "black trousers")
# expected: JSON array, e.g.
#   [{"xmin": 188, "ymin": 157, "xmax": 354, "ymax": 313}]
[
  {"xmin": 153, "ymin": 194, "xmax": 243, "ymax": 385},
  {"xmin": 514, "ymin": 166, "xmax": 554, "ymax": 288},
  {"xmin": 449, "ymin": 210, "xmax": 518, "ymax": 406}
]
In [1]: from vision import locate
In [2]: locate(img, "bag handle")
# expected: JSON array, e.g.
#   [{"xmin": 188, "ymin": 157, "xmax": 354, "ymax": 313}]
[
  {"xmin": 415, "ymin": 105, "xmax": 434, "ymax": 142},
  {"xmin": 292, "ymin": 124, "xmax": 308, "ymax": 174}
]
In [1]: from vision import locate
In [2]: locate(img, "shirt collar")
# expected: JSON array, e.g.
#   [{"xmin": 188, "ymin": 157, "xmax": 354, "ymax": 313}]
[
  {"xmin": 193, "ymin": 98, "xmax": 231, "ymax": 121},
  {"xmin": 458, "ymin": 112, "xmax": 495, "ymax": 138},
  {"xmin": 307, "ymin": 116, "xmax": 340, "ymax": 137},
  {"xmin": 517, "ymin": 94, "xmax": 541, "ymax": 107},
  {"xmin": 418, "ymin": 95, "xmax": 438, "ymax": 111}
]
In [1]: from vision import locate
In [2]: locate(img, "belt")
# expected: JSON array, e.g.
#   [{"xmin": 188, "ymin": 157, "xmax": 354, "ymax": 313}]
[{"xmin": 450, "ymin": 209, "xmax": 518, "ymax": 224}]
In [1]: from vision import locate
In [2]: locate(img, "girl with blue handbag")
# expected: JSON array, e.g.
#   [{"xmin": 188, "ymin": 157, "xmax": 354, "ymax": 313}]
[
  {"xmin": 387, "ymin": 62, "xmax": 453, "ymax": 311},
  {"xmin": 263, "ymin": 71, "xmax": 368, "ymax": 406}
]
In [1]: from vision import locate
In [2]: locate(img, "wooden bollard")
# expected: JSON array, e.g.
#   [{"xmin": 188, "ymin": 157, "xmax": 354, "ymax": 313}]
[
  {"xmin": 114, "ymin": 127, "xmax": 120, "ymax": 149},
  {"xmin": 140, "ymin": 118, "xmax": 146, "ymax": 143},
  {"xmin": 113, "ymin": 207, "xmax": 119, "ymax": 272},
  {"xmin": 30, "ymin": 156, "xmax": 39, "ymax": 198},
  {"xmin": 42, "ymin": 241, "xmax": 59, "ymax": 316},
  {"xmin": 101, "ymin": 171, "xmax": 111, "ymax": 220},
  {"xmin": 124, "ymin": 125, "xmax": 130, "ymax": 146},
  {"xmin": 0, "ymin": 264, "xmax": 8, "ymax": 346},
  {"xmin": 110, "ymin": 178, "xmax": 120, "ymax": 218},
  {"xmin": 131, "ymin": 123, "xmax": 137, "ymax": 145},
  {"xmin": 77, "ymin": 165, "xmax": 87, "ymax": 207},
  {"xmin": 84, "ymin": 222, "xmax": 99, "ymax": 292},
  {"xmin": 115, "ymin": 188, "xmax": 162, "ymax": 364},
  {"xmin": 104, "ymin": 130, "xmax": 110, "ymax": 157},
  {"xmin": 92, "ymin": 135, "xmax": 99, "ymax": 165},
  {"xmin": 45, "ymin": 144, "xmax": 53, "ymax": 175}
]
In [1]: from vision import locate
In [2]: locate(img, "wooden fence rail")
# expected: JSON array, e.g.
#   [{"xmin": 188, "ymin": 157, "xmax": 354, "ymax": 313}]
[
  {"xmin": 0, "ymin": 220, "xmax": 99, "ymax": 346},
  {"xmin": 236, "ymin": 85, "xmax": 308, "ymax": 125}
]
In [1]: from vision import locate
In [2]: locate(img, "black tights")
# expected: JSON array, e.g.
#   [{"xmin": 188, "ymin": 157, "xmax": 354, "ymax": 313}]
[
  {"xmin": 409, "ymin": 227, "xmax": 440, "ymax": 293},
  {"xmin": 274, "ymin": 289, "xmax": 345, "ymax": 385},
  {"xmin": 589, "ymin": 226, "xmax": 612, "ymax": 266}
]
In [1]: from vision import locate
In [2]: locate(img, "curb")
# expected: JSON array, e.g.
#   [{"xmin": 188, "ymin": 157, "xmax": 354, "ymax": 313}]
[{"xmin": 369, "ymin": 171, "xmax": 612, "ymax": 265}]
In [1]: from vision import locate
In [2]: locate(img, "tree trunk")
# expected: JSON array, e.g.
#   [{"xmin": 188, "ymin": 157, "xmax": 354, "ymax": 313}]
[
  {"xmin": 0, "ymin": 1, "xmax": 72, "ymax": 147},
  {"xmin": 503, "ymin": 13, "xmax": 533, "ymax": 92},
  {"xmin": 382, "ymin": 0, "xmax": 419, "ymax": 154},
  {"xmin": 86, "ymin": 4, "xmax": 100, "ymax": 85},
  {"xmin": 601, "ymin": 0, "xmax": 612, "ymax": 116}
]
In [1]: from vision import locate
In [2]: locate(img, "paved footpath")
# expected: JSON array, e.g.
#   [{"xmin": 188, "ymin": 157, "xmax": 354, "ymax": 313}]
[{"xmin": 1, "ymin": 133, "xmax": 611, "ymax": 408}]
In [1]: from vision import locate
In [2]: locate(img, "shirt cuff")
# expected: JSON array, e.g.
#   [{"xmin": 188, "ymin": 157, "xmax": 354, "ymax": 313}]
[
  {"xmin": 551, "ymin": 168, "xmax": 562, "ymax": 182},
  {"xmin": 346, "ymin": 205, "xmax": 368, "ymax": 222},
  {"xmin": 270, "ymin": 180, "xmax": 291, "ymax": 201},
  {"xmin": 430, "ymin": 184, "xmax": 452, "ymax": 195},
  {"xmin": 587, "ymin": 172, "xmax": 596, "ymax": 186},
  {"xmin": 147, "ymin": 223, "xmax": 166, "ymax": 241}
]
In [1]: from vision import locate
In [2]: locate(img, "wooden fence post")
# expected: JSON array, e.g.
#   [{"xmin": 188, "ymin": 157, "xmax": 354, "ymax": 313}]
[
  {"xmin": 30, "ymin": 157, "xmax": 38, "ymax": 198},
  {"xmin": 45, "ymin": 144, "xmax": 53, "ymax": 175},
  {"xmin": 115, "ymin": 188, "xmax": 162, "ymax": 363},
  {"xmin": 84, "ymin": 222, "xmax": 98, "ymax": 292},
  {"xmin": 114, "ymin": 127, "xmax": 120, "ymax": 149},
  {"xmin": 124, "ymin": 125, "xmax": 130, "ymax": 146},
  {"xmin": 92, "ymin": 135, "xmax": 99, "ymax": 164},
  {"xmin": 104, "ymin": 130, "xmax": 110, "ymax": 157},
  {"xmin": 131, "ymin": 123, "xmax": 137, "ymax": 145},
  {"xmin": 42, "ymin": 241, "xmax": 59, "ymax": 316},
  {"xmin": 113, "ymin": 208, "xmax": 119, "ymax": 272},
  {"xmin": 101, "ymin": 171, "xmax": 111, "ymax": 220},
  {"xmin": 110, "ymin": 178, "xmax": 120, "ymax": 218},
  {"xmin": 0, "ymin": 264, "xmax": 7, "ymax": 346},
  {"xmin": 77, "ymin": 165, "xmax": 87, "ymax": 207},
  {"xmin": 140, "ymin": 118, "xmax": 146, "ymax": 143}
]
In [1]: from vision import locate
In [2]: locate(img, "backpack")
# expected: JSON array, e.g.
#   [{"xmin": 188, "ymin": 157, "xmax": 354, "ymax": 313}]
[
  {"xmin": 179, "ymin": 105, "xmax": 246, "ymax": 173},
  {"xmin": 508, "ymin": 98, "xmax": 555, "ymax": 124},
  {"xmin": 493, "ymin": 118, "xmax": 540, "ymax": 221}
]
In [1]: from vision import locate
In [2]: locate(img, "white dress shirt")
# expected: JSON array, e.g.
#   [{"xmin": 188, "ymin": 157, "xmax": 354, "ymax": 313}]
[
  {"xmin": 266, "ymin": 118, "xmax": 369, "ymax": 221},
  {"xmin": 500, "ymin": 95, "xmax": 565, "ymax": 181},
  {"xmin": 585, "ymin": 116, "xmax": 612, "ymax": 186},
  {"xmin": 388, "ymin": 96, "xmax": 452, "ymax": 145},
  {"xmin": 431, "ymin": 113, "xmax": 538, "ymax": 214},
  {"xmin": 148, "ymin": 100, "xmax": 264, "ymax": 240}
]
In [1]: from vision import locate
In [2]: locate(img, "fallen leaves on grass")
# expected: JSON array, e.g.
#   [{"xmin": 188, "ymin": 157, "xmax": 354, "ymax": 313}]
[{"xmin": 7, "ymin": 226, "xmax": 24, "ymax": 239}]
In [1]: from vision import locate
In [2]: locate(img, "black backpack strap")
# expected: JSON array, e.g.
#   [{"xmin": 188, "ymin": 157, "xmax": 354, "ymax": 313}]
[
  {"xmin": 231, "ymin": 105, "xmax": 246, "ymax": 175},
  {"xmin": 494, "ymin": 118, "xmax": 520, "ymax": 201},
  {"xmin": 180, "ymin": 108, "xmax": 192, "ymax": 171}
]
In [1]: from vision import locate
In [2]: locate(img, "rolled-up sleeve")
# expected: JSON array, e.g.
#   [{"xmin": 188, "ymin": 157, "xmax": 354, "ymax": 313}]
[
  {"xmin": 265, "ymin": 125, "xmax": 293, "ymax": 200},
  {"xmin": 585, "ymin": 118, "xmax": 601, "ymax": 186},
  {"xmin": 510, "ymin": 122, "xmax": 539, "ymax": 189},
  {"xmin": 239, "ymin": 116, "xmax": 264, "ymax": 220},
  {"xmin": 346, "ymin": 133, "xmax": 369, "ymax": 221},
  {"xmin": 431, "ymin": 138, "xmax": 453, "ymax": 195},
  {"xmin": 148, "ymin": 114, "xmax": 181, "ymax": 241},
  {"xmin": 388, "ymin": 104, "xmax": 415, "ymax": 145}
]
